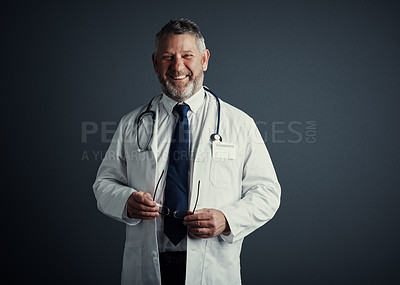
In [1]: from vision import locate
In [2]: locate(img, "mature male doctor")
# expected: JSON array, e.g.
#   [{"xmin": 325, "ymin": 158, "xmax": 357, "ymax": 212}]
[{"xmin": 93, "ymin": 19, "xmax": 281, "ymax": 285}]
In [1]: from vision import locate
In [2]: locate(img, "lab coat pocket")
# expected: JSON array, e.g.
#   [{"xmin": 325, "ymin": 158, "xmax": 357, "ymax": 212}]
[
  {"xmin": 209, "ymin": 158, "xmax": 237, "ymax": 190},
  {"xmin": 204, "ymin": 239, "xmax": 241, "ymax": 284},
  {"xmin": 121, "ymin": 240, "xmax": 142, "ymax": 285}
]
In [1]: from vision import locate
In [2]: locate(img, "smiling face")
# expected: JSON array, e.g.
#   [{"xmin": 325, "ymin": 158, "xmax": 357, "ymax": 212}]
[{"xmin": 152, "ymin": 34, "xmax": 210, "ymax": 102}]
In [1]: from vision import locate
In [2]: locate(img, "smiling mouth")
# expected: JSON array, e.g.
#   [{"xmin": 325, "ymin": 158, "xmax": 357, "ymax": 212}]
[
  {"xmin": 168, "ymin": 74, "xmax": 190, "ymax": 81},
  {"xmin": 173, "ymin": 75, "xmax": 187, "ymax": 80}
]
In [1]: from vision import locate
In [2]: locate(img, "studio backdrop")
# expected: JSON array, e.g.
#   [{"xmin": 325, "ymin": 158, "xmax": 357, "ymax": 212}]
[{"xmin": 4, "ymin": 0, "xmax": 399, "ymax": 284}]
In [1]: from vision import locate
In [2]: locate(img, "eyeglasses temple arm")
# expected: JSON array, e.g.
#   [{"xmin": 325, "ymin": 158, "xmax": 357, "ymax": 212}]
[
  {"xmin": 153, "ymin": 170, "xmax": 164, "ymax": 201},
  {"xmin": 192, "ymin": 180, "xmax": 200, "ymax": 213}
]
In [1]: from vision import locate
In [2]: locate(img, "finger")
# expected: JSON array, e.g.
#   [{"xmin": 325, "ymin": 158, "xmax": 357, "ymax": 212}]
[
  {"xmin": 133, "ymin": 192, "xmax": 157, "ymax": 207},
  {"xmin": 129, "ymin": 205, "xmax": 159, "ymax": 216},
  {"xmin": 188, "ymin": 227, "xmax": 211, "ymax": 238},
  {"xmin": 188, "ymin": 231, "xmax": 199, "ymax": 239},
  {"xmin": 134, "ymin": 194, "xmax": 157, "ymax": 207},
  {"xmin": 131, "ymin": 201, "xmax": 159, "ymax": 212},
  {"xmin": 129, "ymin": 210, "xmax": 159, "ymax": 219},
  {"xmin": 188, "ymin": 229, "xmax": 203, "ymax": 239},
  {"xmin": 183, "ymin": 219, "xmax": 209, "ymax": 228},
  {"xmin": 144, "ymin": 192, "xmax": 153, "ymax": 200},
  {"xmin": 183, "ymin": 209, "xmax": 210, "ymax": 221},
  {"xmin": 184, "ymin": 211, "xmax": 212, "ymax": 222}
]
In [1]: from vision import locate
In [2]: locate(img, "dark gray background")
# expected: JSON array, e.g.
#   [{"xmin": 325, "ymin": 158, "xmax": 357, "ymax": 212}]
[{"xmin": 4, "ymin": 0, "xmax": 400, "ymax": 284}]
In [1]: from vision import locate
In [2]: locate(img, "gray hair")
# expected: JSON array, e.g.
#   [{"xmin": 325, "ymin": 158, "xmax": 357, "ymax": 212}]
[{"xmin": 154, "ymin": 18, "xmax": 206, "ymax": 54}]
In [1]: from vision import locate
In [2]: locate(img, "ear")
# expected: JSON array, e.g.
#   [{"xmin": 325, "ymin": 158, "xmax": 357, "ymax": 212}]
[
  {"xmin": 152, "ymin": 53, "xmax": 158, "ymax": 73},
  {"xmin": 202, "ymin": 49, "xmax": 210, "ymax": 71}
]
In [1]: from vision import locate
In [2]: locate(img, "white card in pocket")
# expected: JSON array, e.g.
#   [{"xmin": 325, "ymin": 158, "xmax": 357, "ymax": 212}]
[{"xmin": 212, "ymin": 142, "xmax": 236, "ymax": 160}]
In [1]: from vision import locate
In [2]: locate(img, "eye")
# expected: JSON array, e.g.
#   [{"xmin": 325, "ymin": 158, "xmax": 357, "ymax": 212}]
[
  {"xmin": 183, "ymin": 54, "xmax": 193, "ymax": 58},
  {"xmin": 162, "ymin": 55, "xmax": 173, "ymax": 60}
]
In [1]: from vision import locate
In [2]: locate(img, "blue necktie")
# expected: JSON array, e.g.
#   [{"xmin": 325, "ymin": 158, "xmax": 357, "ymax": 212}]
[{"xmin": 164, "ymin": 104, "xmax": 190, "ymax": 245}]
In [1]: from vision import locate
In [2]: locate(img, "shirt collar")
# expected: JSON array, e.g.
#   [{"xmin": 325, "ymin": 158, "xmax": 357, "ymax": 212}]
[{"xmin": 161, "ymin": 87, "xmax": 205, "ymax": 116}]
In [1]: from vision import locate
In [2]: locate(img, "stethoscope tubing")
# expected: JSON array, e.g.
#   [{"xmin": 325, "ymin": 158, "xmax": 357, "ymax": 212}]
[
  {"xmin": 203, "ymin": 86, "xmax": 221, "ymax": 136},
  {"xmin": 137, "ymin": 86, "xmax": 221, "ymax": 152}
]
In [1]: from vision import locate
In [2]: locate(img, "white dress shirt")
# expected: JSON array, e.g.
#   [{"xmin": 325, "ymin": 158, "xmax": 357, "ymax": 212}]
[{"xmin": 154, "ymin": 87, "xmax": 206, "ymax": 252}]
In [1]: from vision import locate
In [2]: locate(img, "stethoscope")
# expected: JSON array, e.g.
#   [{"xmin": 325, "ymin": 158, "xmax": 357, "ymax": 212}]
[{"xmin": 137, "ymin": 86, "xmax": 222, "ymax": 152}]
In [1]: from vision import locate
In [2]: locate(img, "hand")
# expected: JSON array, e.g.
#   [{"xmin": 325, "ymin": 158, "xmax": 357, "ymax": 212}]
[
  {"xmin": 183, "ymin": 208, "xmax": 230, "ymax": 239},
  {"xmin": 126, "ymin": 191, "xmax": 159, "ymax": 220}
]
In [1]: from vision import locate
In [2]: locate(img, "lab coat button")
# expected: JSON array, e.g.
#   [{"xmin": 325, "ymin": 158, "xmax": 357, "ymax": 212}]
[
  {"xmin": 151, "ymin": 251, "xmax": 158, "ymax": 257},
  {"xmin": 152, "ymin": 164, "xmax": 156, "ymax": 169}
]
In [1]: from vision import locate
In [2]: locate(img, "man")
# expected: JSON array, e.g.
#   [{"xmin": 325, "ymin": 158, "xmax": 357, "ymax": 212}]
[{"xmin": 93, "ymin": 19, "xmax": 281, "ymax": 285}]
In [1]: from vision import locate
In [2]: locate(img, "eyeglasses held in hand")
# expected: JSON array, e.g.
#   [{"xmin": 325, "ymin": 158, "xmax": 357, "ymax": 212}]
[{"xmin": 153, "ymin": 170, "xmax": 200, "ymax": 220}]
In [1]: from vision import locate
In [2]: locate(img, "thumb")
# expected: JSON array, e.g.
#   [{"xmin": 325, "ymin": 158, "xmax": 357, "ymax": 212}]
[
  {"xmin": 192, "ymin": 208, "xmax": 208, "ymax": 214},
  {"xmin": 144, "ymin": 192, "xmax": 153, "ymax": 200}
]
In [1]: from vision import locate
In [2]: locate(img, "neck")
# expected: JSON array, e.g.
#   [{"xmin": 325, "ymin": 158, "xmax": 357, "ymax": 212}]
[{"xmin": 164, "ymin": 85, "xmax": 203, "ymax": 102}]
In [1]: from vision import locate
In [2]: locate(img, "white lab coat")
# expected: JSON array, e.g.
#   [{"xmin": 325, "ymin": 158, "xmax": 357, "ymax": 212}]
[{"xmin": 93, "ymin": 90, "xmax": 281, "ymax": 285}]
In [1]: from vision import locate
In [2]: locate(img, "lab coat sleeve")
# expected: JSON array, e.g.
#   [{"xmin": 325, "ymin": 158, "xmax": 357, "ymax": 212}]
[
  {"xmin": 93, "ymin": 116, "xmax": 141, "ymax": 226},
  {"xmin": 220, "ymin": 120, "xmax": 281, "ymax": 243}
]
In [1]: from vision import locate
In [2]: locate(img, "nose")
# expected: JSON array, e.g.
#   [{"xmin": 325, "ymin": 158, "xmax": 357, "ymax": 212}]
[{"xmin": 172, "ymin": 56, "xmax": 185, "ymax": 72}]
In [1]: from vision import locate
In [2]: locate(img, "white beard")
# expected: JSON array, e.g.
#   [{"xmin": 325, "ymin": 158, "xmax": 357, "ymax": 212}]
[{"xmin": 159, "ymin": 70, "xmax": 204, "ymax": 101}]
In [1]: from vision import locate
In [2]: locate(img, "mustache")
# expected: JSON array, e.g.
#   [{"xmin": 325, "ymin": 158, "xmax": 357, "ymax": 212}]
[{"xmin": 167, "ymin": 71, "xmax": 192, "ymax": 77}]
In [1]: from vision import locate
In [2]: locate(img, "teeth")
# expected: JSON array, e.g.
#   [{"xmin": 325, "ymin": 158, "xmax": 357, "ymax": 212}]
[{"xmin": 173, "ymin": 75, "xmax": 187, "ymax": 79}]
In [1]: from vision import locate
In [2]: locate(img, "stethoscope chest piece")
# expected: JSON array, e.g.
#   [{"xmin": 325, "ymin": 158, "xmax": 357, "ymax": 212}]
[{"xmin": 210, "ymin": 133, "xmax": 222, "ymax": 142}]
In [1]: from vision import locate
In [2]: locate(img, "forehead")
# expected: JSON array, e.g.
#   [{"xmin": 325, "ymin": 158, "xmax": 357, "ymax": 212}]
[{"xmin": 157, "ymin": 34, "xmax": 199, "ymax": 53}]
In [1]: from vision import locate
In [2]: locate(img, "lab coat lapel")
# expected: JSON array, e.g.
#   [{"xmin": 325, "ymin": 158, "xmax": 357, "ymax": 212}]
[
  {"xmin": 134, "ymin": 97, "xmax": 160, "ymax": 197},
  {"xmin": 189, "ymin": 93, "xmax": 217, "ymax": 210},
  {"xmin": 139, "ymin": 97, "xmax": 160, "ymax": 164},
  {"xmin": 149, "ymin": 109, "xmax": 158, "ymax": 164}
]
